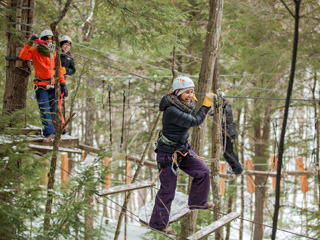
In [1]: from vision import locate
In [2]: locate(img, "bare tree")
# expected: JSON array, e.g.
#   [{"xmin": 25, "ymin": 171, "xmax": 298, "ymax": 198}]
[
  {"xmin": 180, "ymin": 0, "xmax": 224, "ymax": 238},
  {"xmin": 44, "ymin": 0, "xmax": 73, "ymax": 231},
  {"xmin": 272, "ymin": 1, "xmax": 301, "ymax": 239}
]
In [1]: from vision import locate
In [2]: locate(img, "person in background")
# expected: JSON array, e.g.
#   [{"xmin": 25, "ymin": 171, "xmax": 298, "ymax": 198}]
[
  {"xmin": 19, "ymin": 29, "xmax": 68, "ymax": 142},
  {"xmin": 60, "ymin": 35, "xmax": 76, "ymax": 76},
  {"xmin": 221, "ymin": 96, "xmax": 243, "ymax": 175},
  {"xmin": 149, "ymin": 76, "xmax": 215, "ymax": 235},
  {"xmin": 210, "ymin": 92, "xmax": 243, "ymax": 175},
  {"xmin": 59, "ymin": 35, "xmax": 75, "ymax": 134}
]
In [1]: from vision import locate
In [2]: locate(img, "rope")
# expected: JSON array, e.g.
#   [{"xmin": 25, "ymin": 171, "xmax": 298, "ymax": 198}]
[
  {"xmin": 73, "ymin": 53, "xmax": 170, "ymax": 87},
  {"xmin": 55, "ymin": 153, "xmax": 318, "ymax": 240},
  {"xmin": 214, "ymin": 210, "xmax": 319, "ymax": 240}
]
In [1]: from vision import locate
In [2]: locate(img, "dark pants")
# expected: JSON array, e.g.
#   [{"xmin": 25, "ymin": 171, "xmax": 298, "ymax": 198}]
[
  {"xmin": 223, "ymin": 134, "xmax": 243, "ymax": 174},
  {"xmin": 36, "ymin": 88, "xmax": 55, "ymax": 136},
  {"xmin": 149, "ymin": 149, "xmax": 210, "ymax": 230}
]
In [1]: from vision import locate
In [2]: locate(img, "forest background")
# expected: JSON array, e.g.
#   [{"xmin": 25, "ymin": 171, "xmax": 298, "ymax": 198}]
[{"xmin": 0, "ymin": 0, "xmax": 319, "ymax": 240}]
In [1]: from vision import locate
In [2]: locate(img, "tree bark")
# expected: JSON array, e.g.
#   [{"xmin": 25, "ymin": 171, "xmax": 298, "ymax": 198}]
[
  {"xmin": 0, "ymin": 1, "xmax": 34, "ymax": 237},
  {"xmin": 253, "ymin": 103, "xmax": 271, "ymax": 240},
  {"xmin": 239, "ymin": 100, "xmax": 247, "ymax": 240},
  {"xmin": 3, "ymin": 0, "xmax": 34, "ymax": 116},
  {"xmin": 181, "ymin": 0, "xmax": 224, "ymax": 238}
]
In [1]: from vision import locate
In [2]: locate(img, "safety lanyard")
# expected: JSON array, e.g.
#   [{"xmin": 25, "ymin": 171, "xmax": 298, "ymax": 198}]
[{"xmin": 171, "ymin": 150, "xmax": 189, "ymax": 176}]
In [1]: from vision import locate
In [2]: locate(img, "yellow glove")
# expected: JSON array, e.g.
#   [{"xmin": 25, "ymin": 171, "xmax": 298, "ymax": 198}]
[
  {"xmin": 202, "ymin": 92, "xmax": 215, "ymax": 107},
  {"xmin": 62, "ymin": 67, "xmax": 66, "ymax": 75}
]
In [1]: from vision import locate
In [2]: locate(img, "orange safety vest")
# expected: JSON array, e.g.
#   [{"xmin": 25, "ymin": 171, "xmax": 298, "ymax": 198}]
[{"xmin": 19, "ymin": 44, "xmax": 66, "ymax": 87}]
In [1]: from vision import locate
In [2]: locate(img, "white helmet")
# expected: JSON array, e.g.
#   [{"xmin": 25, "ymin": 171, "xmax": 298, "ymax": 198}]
[
  {"xmin": 40, "ymin": 29, "xmax": 54, "ymax": 40},
  {"xmin": 60, "ymin": 35, "xmax": 72, "ymax": 45},
  {"xmin": 172, "ymin": 76, "xmax": 195, "ymax": 91}
]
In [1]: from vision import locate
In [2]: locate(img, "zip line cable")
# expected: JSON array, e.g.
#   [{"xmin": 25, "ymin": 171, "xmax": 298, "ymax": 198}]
[
  {"xmin": 73, "ymin": 42, "xmax": 184, "ymax": 76},
  {"xmin": 12, "ymin": 21, "xmax": 319, "ymax": 240},
  {"xmin": 72, "ymin": 54, "xmax": 319, "ymax": 103},
  {"xmin": 73, "ymin": 52, "xmax": 170, "ymax": 87},
  {"xmin": 72, "ymin": 42, "xmax": 294, "ymax": 84},
  {"xmin": 8, "ymin": 25, "xmax": 317, "ymax": 98}
]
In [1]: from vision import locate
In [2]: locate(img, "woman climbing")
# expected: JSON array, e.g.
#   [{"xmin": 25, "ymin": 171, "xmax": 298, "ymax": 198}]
[
  {"xmin": 149, "ymin": 76, "xmax": 215, "ymax": 235},
  {"xmin": 19, "ymin": 29, "xmax": 68, "ymax": 142},
  {"xmin": 60, "ymin": 35, "xmax": 76, "ymax": 77},
  {"xmin": 59, "ymin": 35, "xmax": 76, "ymax": 135}
]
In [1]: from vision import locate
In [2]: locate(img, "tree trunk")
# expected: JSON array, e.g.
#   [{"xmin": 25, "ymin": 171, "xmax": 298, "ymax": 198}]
[
  {"xmin": 311, "ymin": 73, "xmax": 320, "ymax": 211},
  {"xmin": 272, "ymin": 2, "xmax": 301, "ymax": 239},
  {"xmin": 252, "ymin": 102, "xmax": 271, "ymax": 240},
  {"xmin": 3, "ymin": 0, "xmax": 34, "ymax": 117},
  {"xmin": 0, "ymin": 1, "xmax": 33, "ymax": 238},
  {"xmin": 84, "ymin": 78, "xmax": 96, "ymax": 237},
  {"xmin": 212, "ymin": 55, "xmax": 223, "ymax": 240},
  {"xmin": 180, "ymin": 1, "xmax": 224, "ymax": 237},
  {"xmin": 43, "ymin": 0, "xmax": 73, "ymax": 232},
  {"xmin": 239, "ymin": 100, "xmax": 247, "ymax": 240}
]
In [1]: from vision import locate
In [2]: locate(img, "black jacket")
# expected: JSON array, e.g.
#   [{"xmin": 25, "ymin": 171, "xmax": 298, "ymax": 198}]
[
  {"xmin": 222, "ymin": 99, "xmax": 236, "ymax": 137},
  {"xmin": 61, "ymin": 51, "xmax": 76, "ymax": 76},
  {"xmin": 157, "ymin": 95, "xmax": 210, "ymax": 153}
]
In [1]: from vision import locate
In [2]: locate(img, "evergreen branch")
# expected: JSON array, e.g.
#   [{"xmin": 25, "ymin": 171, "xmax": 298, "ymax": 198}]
[{"xmin": 105, "ymin": 0, "xmax": 164, "ymax": 22}]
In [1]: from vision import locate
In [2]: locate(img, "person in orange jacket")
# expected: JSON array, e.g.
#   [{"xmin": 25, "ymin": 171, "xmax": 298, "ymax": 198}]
[{"xmin": 19, "ymin": 29, "xmax": 68, "ymax": 142}]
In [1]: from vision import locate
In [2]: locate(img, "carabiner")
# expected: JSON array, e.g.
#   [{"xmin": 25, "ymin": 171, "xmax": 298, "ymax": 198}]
[{"xmin": 171, "ymin": 152, "xmax": 180, "ymax": 176}]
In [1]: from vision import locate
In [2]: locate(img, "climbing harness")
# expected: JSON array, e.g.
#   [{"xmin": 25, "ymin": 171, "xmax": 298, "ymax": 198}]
[
  {"xmin": 31, "ymin": 78, "xmax": 53, "ymax": 99},
  {"xmin": 171, "ymin": 150, "xmax": 189, "ymax": 176},
  {"xmin": 59, "ymin": 92, "xmax": 66, "ymax": 128},
  {"xmin": 158, "ymin": 133, "xmax": 179, "ymax": 146}
]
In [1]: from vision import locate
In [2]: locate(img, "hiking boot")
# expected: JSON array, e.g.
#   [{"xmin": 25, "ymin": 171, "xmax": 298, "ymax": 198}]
[
  {"xmin": 227, "ymin": 168, "xmax": 243, "ymax": 176},
  {"xmin": 189, "ymin": 202, "xmax": 215, "ymax": 210},
  {"xmin": 43, "ymin": 134, "xmax": 55, "ymax": 143},
  {"xmin": 161, "ymin": 227, "xmax": 177, "ymax": 235},
  {"xmin": 62, "ymin": 128, "xmax": 68, "ymax": 135}
]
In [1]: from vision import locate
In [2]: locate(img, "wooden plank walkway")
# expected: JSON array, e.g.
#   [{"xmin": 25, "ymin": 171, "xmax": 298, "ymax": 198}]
[
  {"xmin": 28, "ymin": 135, "xmax": 79, "ymax": 148},
  {"xmin": 5, "ymin": 127, "xmax": 42, "ymax": 135},
  {"xmin": 28, "ymin": 144, "xmax": 82, "ymax": 154},
  {"xmin": 186, "ymin": 212, "xmax": 240, "ymax": 240},
  {"xmin": 98, "ymin": 182, "xmax": 154, "ymax": 196}
]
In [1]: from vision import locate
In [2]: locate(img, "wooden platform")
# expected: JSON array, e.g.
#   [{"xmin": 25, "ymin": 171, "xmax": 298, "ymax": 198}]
[
  {"xmin": 186, "ymin": 212, "xmax": 240, "ymax": 240},
  {"xmin": 27, "ymin": 135, "xmax": 79, "ymax": 148},
  {"xmin": 5, "ymin": 127, "xmax": 42, "ymax": 135},
  {"xmin": 139, "ymin": 191, "xmax": 190, "ymax": 225},
  {"xmin": 98, "ymin": 182, "xmax": 155, "ymax": 196},
  {"xmin": 28, "ymin": 144, "xmax": 83, "ymax": 154}
]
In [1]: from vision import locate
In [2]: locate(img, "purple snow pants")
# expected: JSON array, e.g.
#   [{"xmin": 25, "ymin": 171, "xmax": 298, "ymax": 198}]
[{"xmin": 149, "ymin": 149, "xmax": 210, "ymax": 230}]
